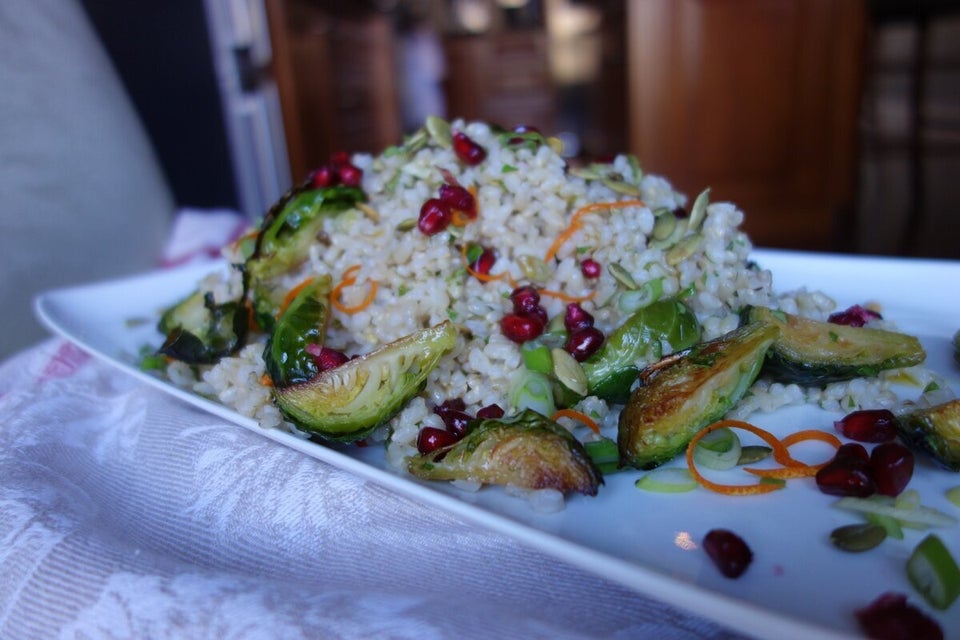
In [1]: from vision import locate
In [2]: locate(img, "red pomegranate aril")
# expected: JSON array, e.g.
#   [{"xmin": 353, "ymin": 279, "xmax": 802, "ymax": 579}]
[
  {"xmin": 330, "ymin": 150, "xmax": 351, "ymax": 167},
  {"xmin": 501, "ymin": 313, "xmax": 545, "ymax": 343},
  {"xmin": 828, "ymin": 304, "xmax": 882, "ymax": 328},
  {"xmin": 870, "ymin": 442, "xmax": 914, "ymax": 496},
  {"xmin": 855, "ymin": 592, "xmax": 943, "ymax": 640},
  {"xmin": 433, "ymin": 398, "xmax": 467, "ymax": 415},
  {"xmin": 337, "ymin": 163, "xmax": 363, "ymax": 187},
  {"xmin": 452, "ymin": 131, "xmax": 487, "ymax": 165},
  {"xmin": 477, "ymin": 403, "xmax": 505, "ymax": 419},
  {"xmin": 510, "ymin": 285, "xmax": 541, "ymax": 315},
  {"xmin": 416, "ymin": 427, "xmax": 459, "ymax": 455},
  {"xmin": 835, "ymin": 442, "xmax": 871, "ymax": 464},
  {"xmin": 520, "ymin": 305, "xmax": 548, "ymax": 328},
  {"xmin": 443, "ymin": 410, "xmax": 473, "ymax": 438},
  {"xmin": 471, "ymin": 247, "xmax": 497, "ymax": 275},
  {"xmin": 438, "ymin": 184, "xmax": 476, "ymax": 218},
  {"xmin": 311, "ymin": 164, "xmax": 335, "ymax": 188},
  {"xmin": 703, "ymin": 529, "xmax": 753, "ymax": 579},
  {"xmin": 564, "ymin": 302, "xmax": 595, "ymax": 333},
  {"xmin": 565, "ymin": 327, "xmax": 604, "ymax": 361},
  {"xmin": 417, "ymin": 198, "xmax": 452, "ymax": 235},
  {"xmin": 835, "ymin": 409, "xmax": 898, "ymax": 442},
  {"xmin": 580, "ymin": 258, "xmax": 601, "ymax": 279},
  {"xmin": 305, "ymin": 344, "xmax": 350, "ymax": 371},
  {"xmin": 815, "ymin": 454, "xmax": 876, "ymax": 497}
]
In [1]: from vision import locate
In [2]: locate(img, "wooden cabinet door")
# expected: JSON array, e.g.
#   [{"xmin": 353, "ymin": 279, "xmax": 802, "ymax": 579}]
[{"xmin": 626, "ymin": 0, "xmax": 866, "ymax": 250}]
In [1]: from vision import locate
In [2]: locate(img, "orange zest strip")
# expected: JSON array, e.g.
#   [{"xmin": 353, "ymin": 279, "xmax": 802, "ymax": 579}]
[
  {"xmin": 460, "ymin": 243, "xmax": 511, "ymax": 283},
  {"xmin": 746, "ymin": 429, "xmax": 843, "ymax": 479},
  {"xmin": 551, "ymin": 408, "xmax": 600, "ymax": 434},
  {"xmin": 259, "ymin": 373, "xmax": 274, "ymax": 387},
  {"xmin": 686, "ymin": 419, "xmax": 791, "ymax": 496},
  {"xmin": 331, "ymin": 265, "xmax": 378, "ymax": 314},
  {"xmin": 538, "ymin": 288, "xmax": 598, "ymax": 303},
  {"xmin": 277, "ymin": 277, "xmax": 316, "ymax": 317},
  {"xmin": 544, "ymin": 199, "xmax": 646, "ymax": 262}
]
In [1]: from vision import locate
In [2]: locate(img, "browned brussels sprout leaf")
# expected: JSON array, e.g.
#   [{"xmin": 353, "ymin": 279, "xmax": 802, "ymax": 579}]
[
  {"xmin": 744, "ymin": 306, "xmax": 925, "ymax": 386},
  {"xmin": 618, "ymin": 322, "xmax": 779, "ymax": 470},
  {"xmin": 272, "ymin": 322, "xmax": 457, "ymax": 443},
  {"xmin": 896, "ymin": 399, "xmax": 960, "ymax": 471},
  {"xmin": 407, "ymin": 409, "xmax": 602, "ymax": 496},
  {"xmin": 263, "ymin": 276, "xmax": 332, "ymax": 387},
  {"xmin": 157, "ymin": 290, "xmax": 248, "ymax": 364}
]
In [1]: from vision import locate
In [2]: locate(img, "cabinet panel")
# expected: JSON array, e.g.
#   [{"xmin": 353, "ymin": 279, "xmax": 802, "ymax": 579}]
[{"xmin": 627, "ymin": 0, "xmax": 866, "ymax": 250}]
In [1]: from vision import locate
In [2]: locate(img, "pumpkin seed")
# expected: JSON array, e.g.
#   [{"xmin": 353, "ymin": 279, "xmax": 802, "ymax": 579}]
[
  {"xmin": 830, "ymin": 523, "xmax": 887, "ymax": 552},
  {"xmin": 652, "ymin": 212, "xmax": 678, "ymax": 241},
  {"xmin": 551, "ymin": 348, "xmax": 588, "ymax": 396},
  {"xmin": 569, "ymin": 166, "xmax": 601, "ymax": 180},
  {"xmin": 666, "ymin": 233, "xmax": 703, "ymax": 265},
  {"xmin": 425, "ymin": 116, "xmax": 452, "ymax": 148},
  {"xmin": 650, "ymin": 218, "xmax": 687, "ymax": 249},
  {"xmin": 737, "ymin": 445, "xmax": 773, "ymax": 465},
  {"xmin": 687, "ymin": 187, "xmax": 710, "ymax": 231},
  {"xmin": 607, "ymin": 263, "xmax": 638, "ymax": 290},
  {"xmin": 395, "ymin": 218, "xmax": 417, "ymax": 232},
  {"xmin": 602, "ymin": 178, "xmax": 641, "ymax": 197},
  {"xmin": 546, "ymin": 136, "xmax": 564, "ymax": 156}
]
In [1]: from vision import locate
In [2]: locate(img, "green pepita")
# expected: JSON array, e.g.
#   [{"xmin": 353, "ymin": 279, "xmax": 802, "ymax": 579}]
[
  {"xmin": 602, "ymin": 178, "xmax": 641, "ymax": 197},
  {"xmin": 830, "ymin": 523, "xmax": 887, "ymax": 552},
  {"xmin": 736, "ymin": 445, "xmax": 773, "ymax": 465},
  {"xmin": 425, "ymin": 115, "xmax": 452, "ymax": 148},
  {"xmin": 666, "ymin": 233, "xmax": 703, "ymax": 266},
  {"xmin": 518, "ymin": 255, "xmax": 553, "ymax": 285},
  {"xmin": 608, "ymin": 263, "xmax": 638, "ymax": 290},
  {"xmin": 652, "ymin": 212, "xmax": 677, "ymax": 241},
  {"xmin": 395, "ymin": 218, "xmax": 417, "ymax": 232},
  {"xmin": 551, "ymin": 348, "xmax": 588, "ymax": 396},
  {"xmin": 687, "ymin": 187, "xmax": 711, "ymax": 231}
]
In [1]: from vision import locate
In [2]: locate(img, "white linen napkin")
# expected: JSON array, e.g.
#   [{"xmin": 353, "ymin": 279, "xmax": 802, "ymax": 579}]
[{"xmin": 0, "ymin": 339, "xmax": 747, "ymax": 640}]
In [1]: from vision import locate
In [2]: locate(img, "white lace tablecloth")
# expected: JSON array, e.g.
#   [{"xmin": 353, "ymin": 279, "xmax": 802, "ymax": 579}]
[{"xmin": 0, "ymin": 212, "xmax": 745, "ymax": 640}]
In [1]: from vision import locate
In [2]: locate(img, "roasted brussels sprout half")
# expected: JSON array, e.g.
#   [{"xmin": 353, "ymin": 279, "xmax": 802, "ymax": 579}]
[
  {"xmin": 270, "ymin": 322, "xmax": 457, "ymax": 442},
  {"xmin": 744, "ymin": 306, "xmax": 925, "ymax": 386},
  {"xmin": 248, "ymin": 184, "xmax": 364, "ymax": 281},
  {"xmin": 618, "ymin": 322, "xmax": 779, "ymax": 469},
  {"xmin": 262, "ymin": 276, "xmax": 332, "ymax": 387},
  {"xmin": 407, "ymin": 409, "xmax": 602, "ymax": 495},
  {"xmin": 157, "ymin": 289, "xmax": 248, "ymax": 364},
  {"xmin": 582, "ymin": 298, "xmax": 701, "ymax": 403},
  {"xmin": 896, "ymin": 399, "xmax": 960, "ymax": 471}
]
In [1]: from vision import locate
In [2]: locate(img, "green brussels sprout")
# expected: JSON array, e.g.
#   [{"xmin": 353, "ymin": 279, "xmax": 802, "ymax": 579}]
[
  {"xmin": 407, "ymin": 409, "xmax": 602, "ymax": 496},
  {"xmin": 157, "ymin": 289, "xmax": 248, "ymax": 364},
  {"xmin": 262, "ymin": 276, "xmax": 332, "ymax": 387},
  {"xmin": 744, "ymin": 306, "xmax": 926, "ymax": 386},
  {"xmin": 897, "ymin": 399, "xmax": 960, "ymax": 472},
  {"xmin": 270, "ymin": 322, "xmax": 457, "ymax": 442},
  {"xmin": 618, "ymin": 322, "xmax": 779, "ymax": 470},
  {"xmin": 248, "ymin": 184, "xmax": 364, "ymax": 281},
  {"xmin": 582, "ymin": 298, "xmax": 701, "ymax": 403}
]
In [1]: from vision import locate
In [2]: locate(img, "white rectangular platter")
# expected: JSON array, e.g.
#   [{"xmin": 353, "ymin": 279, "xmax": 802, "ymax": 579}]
[{"xmin": 35, "ymin": 248, "xmax": 960, "ymax": 639}]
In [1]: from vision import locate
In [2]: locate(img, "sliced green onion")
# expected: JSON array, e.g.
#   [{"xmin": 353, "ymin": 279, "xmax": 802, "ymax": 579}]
[
  {"xmin": 693, "ymin": 427, "xmax": 742, "ymax": 471},
  {"xmin": 906, "ymin": 534, "xmax": 960, "ymax": 610},
  {"xmin": 508, "ymin": 369, "xmax": 555, "ymax": 417},
  {"xmin": 584, "ymin": 438, "xmax": 621, "ymax": 475},
  {"xmin": 617, "ymin": 278, "xmax": 664, "ymax": 314},
  {"xmin": 635, "ymin": 468, "xmax": 697, "ymax": 493},
  {"xmin": 864, "ymin": 512, "xmax": 905, "ymax": 540},
  {"xmin": 465, "ymin": 243, "xmax": 484, "ymax": 265},
  {"xmin": 521, "ymin": 342, "xmax": 553, "ymax": 375},
  {"xmin": 833, "ymin": 496, "xmax": 958, "ymax": 529}
]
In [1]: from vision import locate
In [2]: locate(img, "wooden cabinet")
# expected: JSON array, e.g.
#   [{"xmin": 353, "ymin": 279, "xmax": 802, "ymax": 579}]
[{"xmin": 626, "ymin": 0, "xmax": 867, "ymax": 250}]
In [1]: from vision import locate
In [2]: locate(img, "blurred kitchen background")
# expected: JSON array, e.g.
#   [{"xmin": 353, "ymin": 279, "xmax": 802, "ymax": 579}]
[{"xmin": 79, "ymin": 0, "xmax": 959, "ymax": 258}]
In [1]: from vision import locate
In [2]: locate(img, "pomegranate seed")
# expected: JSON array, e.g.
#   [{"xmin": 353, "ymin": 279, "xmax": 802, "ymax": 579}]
[
  {"xmin": 564, "ymin": 303, "xmax": 595, "ymax": 333},
  {"xmin": 452, "ymin": 131, "xmax": 487, "ymax": 165},
  {"xmin": 471, "ymin": 247, "xmax": 497, "ymax": 275},
  {"xmin": 337, "ymin": 163, "xmax": 363, "ymax": 187},
  {"xmin": 565, "ymin": 327, "xmax": 604, "ymax": 361},
  {"xmin": 855, "ymin": 593, "xmax": 943, "ymax": 640},
  {"xmin": 330, "ymin": 150, "xmax": 351, "ymax": 167},
  {"xmin": 501, "ymin": 313, "xmax": 545, "ymax": 343},
  {"xmin": 580, "ymin": 259, "xmax": 601, "ymax": 279},
  {"xmin": 418, "ymin": 198, "xmax": 452, "ymax": 235},
  {"xmin": 703, "ymin": 529, "xmax": 753, "ymax": 579},
  {"xmin": 477, "ymin": 403, "xmax": 505, "ymax": 419},
  {"xmin": 438, "ymin": 184, "xmax": 476, "ymax": 218},
  {"xmin": 311, "ymin": 164, "xmax": 335, "ymax": 188},
  {"xmin": 828, "ymin": 304, "xmax": 882, "ymax": 327},
  {"xmin": 433, "ymin": 398, "xmax": 467, "ymax": 415},
  {"xmin": 870, "ymin": 442, "xmax": 914, "ymax": 496},
  {"xmin": 305, "ymin": 344, "xmax": 349, "ymax": 371},
  {"xmin": 521, "ymin": 305, "xmax": 549, "ymax": 327},
  {"xmin": 416, "ymin": 427, "xmax": 459, "ymax": 455},
  {"xmin": 815, "ymin": 451, "xmax": 876, "ymax": 497},
  {"xmin": 835, "ymin": 409, "xmax": 898, "ymax": 442},
  {"xmin": 444, "ymin": 410, "xmax": 473, "ymax": 437},
  {"xmin": 510, "ymin": 286, "xmax": 541, "ymax": 315},
  {"xmin": 835, "ymin": 442, "xmax": 871, "ymax": 463}
]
